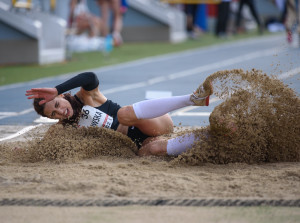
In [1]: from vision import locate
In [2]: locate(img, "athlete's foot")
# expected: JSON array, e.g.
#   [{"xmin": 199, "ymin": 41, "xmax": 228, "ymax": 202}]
[{"xmin": 190, "ymin": 80, "xmax": 213, "ymax": 106}]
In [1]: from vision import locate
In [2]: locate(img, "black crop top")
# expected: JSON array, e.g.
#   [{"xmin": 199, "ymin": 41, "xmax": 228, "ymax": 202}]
[
  {"xmin": 74, "ymin": 95, "xmax": 121, "ymax": 131},
  {"xmin": 94, "ymin": 99, "xmax": 121, "ymax": 131}
]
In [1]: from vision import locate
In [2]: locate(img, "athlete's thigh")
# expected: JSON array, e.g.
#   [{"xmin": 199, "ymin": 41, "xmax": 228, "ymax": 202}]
[
  {"xmin": 134, "ymin": 114, "xmax": 174, "ymax": 136},
  {"xmin": 117, "ymin": 105, "xmax": 173, "ymax": 136}
]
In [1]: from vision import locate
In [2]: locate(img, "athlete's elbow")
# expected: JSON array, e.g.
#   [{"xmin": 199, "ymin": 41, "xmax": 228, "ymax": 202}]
[
  {"xmin": 80, "ymin": 72, "xmax": 99, "ymax": 91},
  {"xmin": 86, "ymin": 72, "xmax": 99, "ymax": 84}
]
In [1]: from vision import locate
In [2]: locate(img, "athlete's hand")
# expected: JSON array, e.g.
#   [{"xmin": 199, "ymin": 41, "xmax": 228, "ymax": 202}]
[{"xmin": 26, "ymin": 88, "xmax": 58, "ymax": 105}]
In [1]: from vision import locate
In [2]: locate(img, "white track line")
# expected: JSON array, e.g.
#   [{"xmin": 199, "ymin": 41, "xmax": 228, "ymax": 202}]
[
  {"xmin": 0, "ymin": 35, "xmax": 284, "ymax": 92},
  {"xmin": 0, "ymin": 108, "xmax": 34, "ymax": 120},
  {"xmin": 103, "ymin": 47, "xmax": 283, "ymax": 95},
  {"xmin": 0, "ymin": 124, "xmax": 42, "ymax": 142},
  {"xmin": 171, "ymin": 97, "xmax": 221, "ymax": 117},
  {"xmin": 278, "ymin": 67, "xmax": 300, "ymax": 80},
  {"xmin": 34, "ymin": 116, "xmax": 58, "ymax": 123},
  {"xmin": 171, "ymin": 67, "xmax": 300, "ymax": 117}
]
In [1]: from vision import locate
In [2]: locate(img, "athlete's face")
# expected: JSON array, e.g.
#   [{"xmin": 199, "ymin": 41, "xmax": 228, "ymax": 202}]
[{"xmin": 43, "ymin": 96, "xmax": 74, "ymax": 120}]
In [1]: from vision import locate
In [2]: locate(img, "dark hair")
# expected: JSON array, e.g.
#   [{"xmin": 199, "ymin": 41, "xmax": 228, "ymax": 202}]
[
  {"xmin": 33, "ymin": 98, "xmax": 46, "ymax": 117},
  {"xmin": 33, "ymin": 93, "xmax": 83, "ymax": 126}
]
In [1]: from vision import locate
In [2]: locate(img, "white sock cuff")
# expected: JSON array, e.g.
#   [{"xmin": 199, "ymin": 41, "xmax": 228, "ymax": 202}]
[
  {"xmin": 166, "ymin": 133, "xmax": 196, "ymax": 156},
  {"xmin": 132, "ymin": 102, "xmax": 143, "ymax": 120}
]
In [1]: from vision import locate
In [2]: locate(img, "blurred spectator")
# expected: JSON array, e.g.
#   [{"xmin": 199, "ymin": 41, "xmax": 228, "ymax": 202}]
[
  {"xmin": 263, "ymin": 0, "xmax": 286, "ymax": 33},
  {"xmin": 184, "ymin": 4, "xmax": 199, "ymax": 39},
  {"xmin": 235, "ymin": 0, "xmax": 263, "ymax": 34},
  {"xmin": 68, "ymin": 0, "xmax": 103, "ymax": 37},
  {"xmin": 96, "ymin": 0, "xmax": 127, "ymax": 46},
  {"xmin": 274, "ymin": 0, "xmax": 288, "ymax": 23},
  {"xmin": 215, "ymin": 0, "xmax": 231, "ymax": 38},
  {"xmin": 285, "ymin": 0, "xmax": 300, "ymax": 45},
  {"xmin": 67, "ymin": 0, "xmax": 114, "ymax": 54}
]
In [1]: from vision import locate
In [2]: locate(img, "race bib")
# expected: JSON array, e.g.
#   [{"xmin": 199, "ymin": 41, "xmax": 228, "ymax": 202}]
[{"xmin": 78, "ymin": 105, "xmax": 113, "ymax": 129}]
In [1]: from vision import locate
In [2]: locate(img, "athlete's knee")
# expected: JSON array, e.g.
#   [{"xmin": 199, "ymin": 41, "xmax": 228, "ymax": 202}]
[
  {"xmin": 148, "ymin": 142, "xmax": 161, "ymax": 155},
  {"xmin": 163, "ymin": 114, "xmax": 174, "ymax": 132},
  {"xmin": 117, "ymin": 105, "xmax": 137, "ymax": 126},
  {"xmin": 138, "ymin": 139, "xmax": 167, "ymax": 156}
]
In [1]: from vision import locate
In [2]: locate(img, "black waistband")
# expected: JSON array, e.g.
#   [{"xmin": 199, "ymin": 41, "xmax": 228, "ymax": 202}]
[{"xmin": 127, "ymin": 126, "xmax": 149, "ymax": 149}]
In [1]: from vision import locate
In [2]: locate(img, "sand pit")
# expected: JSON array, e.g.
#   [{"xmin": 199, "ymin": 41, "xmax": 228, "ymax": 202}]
[{"xmin": 0, "ymin": 69, "xmax": 299, "ymax": 204}]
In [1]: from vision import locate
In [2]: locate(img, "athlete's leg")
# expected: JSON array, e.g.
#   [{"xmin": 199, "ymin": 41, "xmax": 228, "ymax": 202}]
[
  {"xmin": 119, "ymin": 81, "xmax": 212, "ymax": 123},
  {"xmin": 117, "ymin": 95, "xmax": 191, "ymax": 136},
  {"xmin": 118, "ymin": 105, "xmax": 174, "ymax": 136},
  {"xmin": 138, "ymin": 132, "xmax": 198, "ymax": 156},
  {"xmin": 132, "ymin": 95, "xmax": 193, "ymax": 120},
  {"xmin": 118, "ymin": 80, "xmax": 212, "ymax": 136},
  {"xmin": 138, "ymin": 137, "xmax": 168, "ymax": 156},
  {"xmin": 131, "ymin": 80, "xmax": 212, "ymax": 121}
]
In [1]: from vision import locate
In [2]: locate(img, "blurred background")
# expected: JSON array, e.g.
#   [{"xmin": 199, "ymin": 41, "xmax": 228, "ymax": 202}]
[
  {"xmin": 0, "ymin": 0, "xmax": 299, "ymax": 128},
  {"xmin": 0, "ymin": 0, "xmax": 285, "ymax": 67},
  {"xmin": 0, "ymin": 0, "xmax": 283, "ymax": 65}
]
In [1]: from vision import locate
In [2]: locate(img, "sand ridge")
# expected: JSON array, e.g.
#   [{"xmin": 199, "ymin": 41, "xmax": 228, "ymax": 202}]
[{"xmin": 175, "ymin": 69, "xmax": 300, "ymax": 164}]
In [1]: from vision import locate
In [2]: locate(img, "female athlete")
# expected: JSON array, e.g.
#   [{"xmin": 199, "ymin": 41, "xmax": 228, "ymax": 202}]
[{"xmin": 26, "ymin": 72, "xmax": 213, "ymax": 156}]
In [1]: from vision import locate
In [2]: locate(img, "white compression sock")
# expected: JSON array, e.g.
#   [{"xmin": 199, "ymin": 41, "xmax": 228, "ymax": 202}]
[
  {"xmin": 166, "ymin": 133, "xmax": 196, "ymax": 156},
  {"xmin": 132, "ymin": 95, "xmax": 193, "ymax": 119}
]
